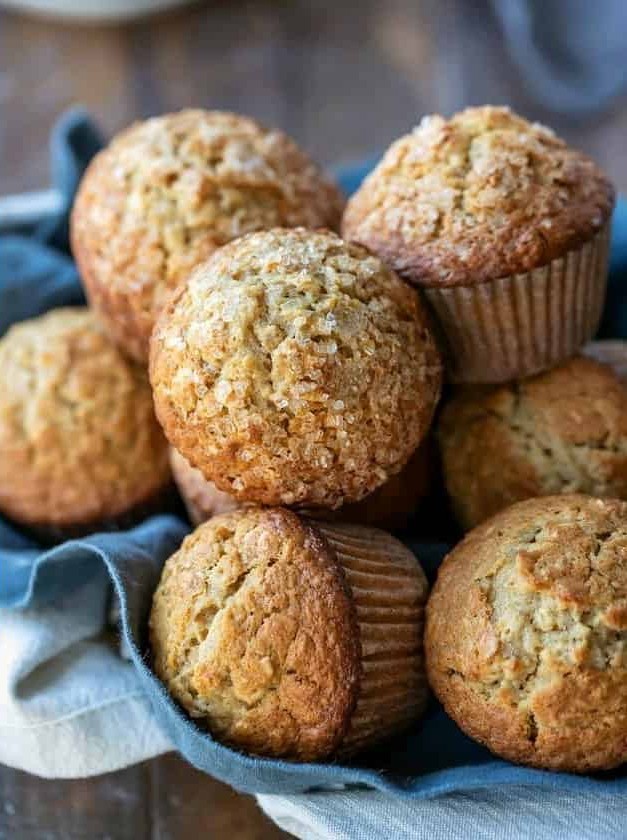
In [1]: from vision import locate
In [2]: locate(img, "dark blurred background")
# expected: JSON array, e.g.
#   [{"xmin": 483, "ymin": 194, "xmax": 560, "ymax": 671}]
[
  {"xmin": 3, "ymin": 0, "xmax": 627, "ymax": 194},
  {"xmin": 1, "ymin": 1, "xmax": 627, "ymax": 837}
]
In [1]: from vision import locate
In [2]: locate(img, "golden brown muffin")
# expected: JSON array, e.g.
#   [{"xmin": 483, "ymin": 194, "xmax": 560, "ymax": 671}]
[
  {"xmin": 171, "ymin": 442, "xmax": 433, "ymax": 531},
  {"xmin": 71, "ymin": 110, "xmax": 345, "ymax": 362},
  {"xmin": 343, "ymin": 106, "xmax": 614, "ymax": 383},
  {"xmin": 0, "ymin": 308, "xmax": 171, "ymax": 536},
  {"xmin": 438, "ymin": 355, "xmax": 627, "ymax": 530},
  {"xmin": 582, "ymin": 339, "xmax": 627, "ymax": 383},
  {"xmin": 343, "ymin": 106, "xmax": 613, "ymax": 288},
  {"xmin": 150, "ymin": 507, "xmax": 429, "ymax": 761},
  {"xmin": 426, "ymin": 495, "xmax": 627, "ymax": 772},
  {"xmin": 151, "ymin": 228, "xmax": 442, "ymax": 510}
]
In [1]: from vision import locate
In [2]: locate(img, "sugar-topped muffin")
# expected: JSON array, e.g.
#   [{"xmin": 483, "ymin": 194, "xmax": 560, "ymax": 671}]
[
  {"xmin": 344, "ymin": 106, "xmax": 613, "ymax": 287},
  {"xmin": 150, "ymin": 507, "xmax": 429, "ymax": 760},
  {"xmin": 343, "ymin": 106, "xmax": 614, "ymax": 382},
  {"xmin": 438, "ymin": 355, "xmax": 627, "ymax": 529},
  {"xmin": 151, "ymin": 228, "xmax": 442, "ymax": 509},
  {"xmin": 71, "ymin": 110, "xmax": 345, "ymax": 362},
  {"xmin": 0, "ymin": 308, "xmax": 171, "ymax": 536},
  {"xmin": 426, "ymin": 495, "xmax": 627, "ymax": 772}
]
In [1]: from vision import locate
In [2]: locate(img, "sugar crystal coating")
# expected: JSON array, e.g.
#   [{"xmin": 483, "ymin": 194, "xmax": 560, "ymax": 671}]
[{"xmin": 150, "ymin": 228, "xmax": 442, "ymax": 508}]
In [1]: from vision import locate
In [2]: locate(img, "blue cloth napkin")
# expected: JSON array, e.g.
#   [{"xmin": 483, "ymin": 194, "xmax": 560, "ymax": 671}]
[{"xmin": 1, "ymin": 111, "xmax": 627, "ymax": 797}]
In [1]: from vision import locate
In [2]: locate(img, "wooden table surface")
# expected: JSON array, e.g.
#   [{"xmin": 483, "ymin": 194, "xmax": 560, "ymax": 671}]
[{"xmin": 2, "ymin": 1, "xmax": 627, "ymax": 837}]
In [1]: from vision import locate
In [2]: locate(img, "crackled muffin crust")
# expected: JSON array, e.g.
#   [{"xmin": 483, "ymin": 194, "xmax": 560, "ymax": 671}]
[
  {"xmin": 71, "ymin": 110, "xmax": 345, "ymax": 362},
  {"xmin": 439, "ymin": 356, "xmax": 627, "ymax": 530},
  {"xmin": 151, "ymin": 228, "xmax": 442, "ymax": 509},
  {"xmin": 0, "ymin": 307, "xmax": 171, "ymax": 533},
  {"xmin": 342, "ymin": 106, "xmax": 614, "ymax": 288},
  {"xmin": 150, "ymin": 507, "xmax": 360, "ymax": 759},
  {"xmin": 426, "ymin": 495, "xmax": 627, "ymax": 772},
  {"xmin": 150, "ymin": 507, "xmax": 429, "ymax": 760}
]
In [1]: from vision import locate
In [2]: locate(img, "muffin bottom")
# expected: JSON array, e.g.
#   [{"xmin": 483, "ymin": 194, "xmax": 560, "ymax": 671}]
[{"xmin": 425, "ymin": 222, "xmax": 611, "ymax": 383}]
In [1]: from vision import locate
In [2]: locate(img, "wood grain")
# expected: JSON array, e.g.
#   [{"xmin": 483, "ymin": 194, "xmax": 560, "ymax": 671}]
[
  {"xmin": 1, "ymin": 0, "xmax": 627, "ymax": 837},
  {"xmin": 0, "ymin": 756, "xmax": 287, "ymax": 839}
]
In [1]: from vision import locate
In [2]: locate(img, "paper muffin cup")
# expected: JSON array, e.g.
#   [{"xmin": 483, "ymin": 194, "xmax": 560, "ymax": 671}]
[
  {"xmin": 423, "ymin": 222, "xmax": 611, "ymax": 384},
  {"xmin": 314, "ymin": 521, "xmax": 429, "ymax": 755}
]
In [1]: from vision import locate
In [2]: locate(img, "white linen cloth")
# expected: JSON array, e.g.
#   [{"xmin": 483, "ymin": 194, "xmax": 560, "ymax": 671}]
[
  {"xmin": 0, "ymin": 573, "xmax": 171, "ymax": 778},
  {"xmin": 257, "ymin": 788, "xmax": 627, "ymax": 840}
]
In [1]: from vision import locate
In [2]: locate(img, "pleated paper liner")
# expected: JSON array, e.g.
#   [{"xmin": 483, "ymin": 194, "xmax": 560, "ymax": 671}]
[
  {"xmin": 169, "ymin": 447, "xmax": 240, "ymax": 526},
  {"xmin": 314, "ymin": 521, "xmax": 429, "ymax": 755},
  {"xmin": 423, "ymin": 222, "xmax": 611, "ymax": 384}
]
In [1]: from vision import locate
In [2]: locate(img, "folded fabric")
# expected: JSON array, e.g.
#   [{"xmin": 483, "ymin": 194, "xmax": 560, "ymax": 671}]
[
  {"xmin": 258, "ymin": 786, "xmax": 627, "ymax": 840},
  {"xmin": 1, "ymin": 114, "xmax": 627, "ymax": 824},
  {"xmin": 0, "ymin": 520, "xmax": 179, "ymax": 777}
]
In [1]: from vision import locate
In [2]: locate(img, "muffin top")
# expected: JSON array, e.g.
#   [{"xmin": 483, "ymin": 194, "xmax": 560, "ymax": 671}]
[
  {"xmin": 426, "ymin": 495, "xmax": 627, "ymax": 771},
  {"xmin": 149, "ymin": 507, "xmax": 361, "ymax": 760},
  {"xmin": 150, "ymin": 228, "xmax": 442, "ymax": 509},
  {"xmin": 0, "ymin": 308, "xmax": 171, "ymax": 529},
  {"xmin": 438, "ymin": 355, "xmax": 627, "ymax": 529},
  {"xmin": 343, "ymin": 106, "xmax": 614, "ymax": 287},
  {"xmin": 71, "ymin": 109, "xmax": 345, "ymax": 361}
]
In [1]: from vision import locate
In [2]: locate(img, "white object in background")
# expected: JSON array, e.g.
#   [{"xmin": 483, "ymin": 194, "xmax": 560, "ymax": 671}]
[{"xmin": 0, "ymin": 0, "xmax": 194, "ymax": 23}]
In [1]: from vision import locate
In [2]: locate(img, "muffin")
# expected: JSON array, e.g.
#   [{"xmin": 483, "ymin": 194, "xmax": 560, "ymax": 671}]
[
  {"xmin": 151, "ymin": 228, "xmax": 442, "ymax": 509},
  {"xmin": 0, "ymin": 307, "xmax": 171, "ymax": 537},
  {"xmin": 71, "ymin": 110, "xmax": 345, "ymax": 362},
  {"xmin": 343, "ymin": 106, "xmax": 614, "ymax": 383},
  {"xmin": 438, "ymin": 355, "xmax": 627, "ymax": 530},
  {"xmin": 426, "ymin": 495, "xmax": 627, "ymax": 772},
  {"xmin": 171, "ymin": 442, "xmax": 433, "ymax": 531},
  {"xmin": 150, "ymin": 506, "xmax": 429, "ymax": 760}
]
